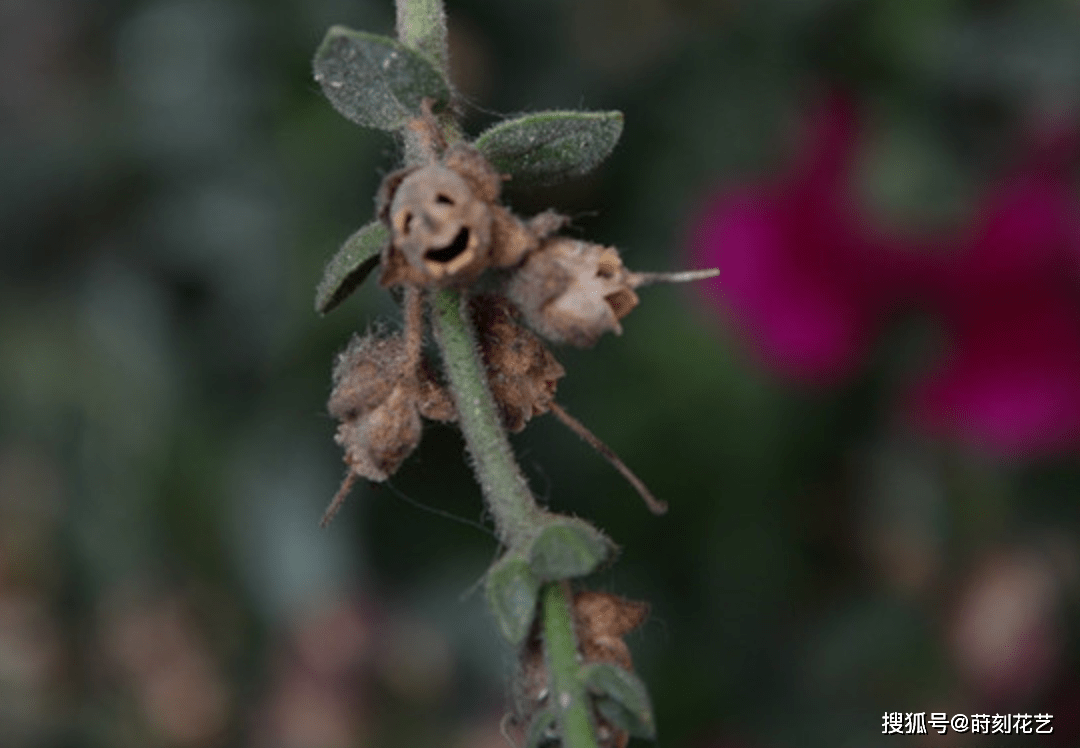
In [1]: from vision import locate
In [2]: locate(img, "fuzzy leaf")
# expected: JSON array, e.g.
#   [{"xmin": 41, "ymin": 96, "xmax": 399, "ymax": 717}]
[
  {"xmin": 528, "ymin": 518, "xmax": 614, "ymax": 581},
  {"xmin": 582, "ymin": 663, "xmax": 656, "ymax": 739},
  {"xmin": 474, "ymin": 110, "xmax": 624, "ymax": 185},
  {"xmin": 312, "ymin": 25, "xmax": 450, "ymax": 131},
  {"xmin": 315, "ymin": 221, "xmax": 388, "ymax": 314},
  {"xmin": 525, "ymin": 707, "xmax": 559, "ymax": 748},
  {"xmin": 484, "ymin": 554, "xmax": 540, "ymax": 645}
]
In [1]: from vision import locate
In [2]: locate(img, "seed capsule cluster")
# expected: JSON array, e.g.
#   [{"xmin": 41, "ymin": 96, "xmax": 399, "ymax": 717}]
[{"xmin": 325, "ymin": 129, "xmax": 690, "ymax": 522}]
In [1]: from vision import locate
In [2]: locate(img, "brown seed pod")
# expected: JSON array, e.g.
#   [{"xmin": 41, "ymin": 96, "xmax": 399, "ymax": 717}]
[
  {"xmin": 383, "ymin": 162, "xmax": 494, "ymax": 287},
  {"xmin": 323, "ymin": 320, "xmax": 455, "ymax": 527},
  {"xmin": 327, "ymin": 334, "xmax": 422, "ymax": 483},
  {"xmin": 473, "ymin": 295, "xmax": 565, "ymax": 433},
  {"xmin": 506, "ymin": 237, "xmax": 640, "ymax": 348},
  {"xmin": 377, "ymin": 140, "xmax": 564, "ymax": 289}
]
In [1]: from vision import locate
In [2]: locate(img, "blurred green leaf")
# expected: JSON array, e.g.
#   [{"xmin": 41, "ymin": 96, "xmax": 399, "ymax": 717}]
[
  {"xmin": 484, "ymin": 553, "xmax": 540, "ymax": 645},
  {"xmin": 474, "ymin": 111, "xmax": 624, "ymax": 185},
  {"xmin": 528, "ymin": 518, "xmax": 614, "ymax": 581},
  {"xmin": 312, "ymin": 25, "xmax": 450, "ymax": 131},
  {"xmin": 582, "ymin": 663, "xmax": 656, "ymax": 739},
  {"xmin": 314, "ymin": 221, "xmax": 388, "ymax": 314},
  {"xmin": 525, "ymin": 707, "xmax": 558, "ymax": 748}
]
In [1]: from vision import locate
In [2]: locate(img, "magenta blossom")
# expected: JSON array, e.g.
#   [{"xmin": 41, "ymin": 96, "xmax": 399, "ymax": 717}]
[
  {"xmin": 690, "ymin": 94, "xmax": 913, "ymax": 383},
  {"xmin": 910, "ymin": 151, "xmax": 1080, "ymax": 457}
]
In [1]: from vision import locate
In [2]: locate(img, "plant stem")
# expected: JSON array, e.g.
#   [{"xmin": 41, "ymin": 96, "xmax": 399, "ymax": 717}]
[
  {"xmin": 543, "ymin": 582, "xmax": 601, "ymax": 748},
  {"xmin": 428, "ymin": 289, "xmax": 547, "ymax": 547},
  {"xmin": 395, "ymin": 0, "xmax": 449, "ymax": 74},
  {"xmin": 396, "ymin": 4, "xmax": 601, "ymax": 747}
]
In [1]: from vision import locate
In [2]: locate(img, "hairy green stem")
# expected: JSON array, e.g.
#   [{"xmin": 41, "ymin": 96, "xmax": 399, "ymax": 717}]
[
  {"xmin": 396, "ymin": 0, "xmax": 449, "ymax": 74},
  {"xmin": 396, "ymin": 3, "xmax": 602, "ymax": 747},
  {"xmin": 543, "ymin": 582, "xmax": 600, "ymax": 748},
  {"xmin": 428, "ymin": 289, "xmax": 547, "ymax": 546}
]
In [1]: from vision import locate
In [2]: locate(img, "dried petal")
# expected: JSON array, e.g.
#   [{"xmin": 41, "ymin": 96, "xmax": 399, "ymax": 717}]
[{"xmin": 508, "ymin": 237, "xmax": 640, "ymax": 347}]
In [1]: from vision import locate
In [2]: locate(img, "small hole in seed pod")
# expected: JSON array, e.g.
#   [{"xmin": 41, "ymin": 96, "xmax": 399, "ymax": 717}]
[
  {"xmin": 397, "ymin": 210, "xmax": 414, "ymax": 235},
  {"xmin": 425, "ymin": 227, "xmax": 471, "ymax": 263},
  {"xmin": 435, "ymin": 193, "xmax": 454, "ymax": 204}
]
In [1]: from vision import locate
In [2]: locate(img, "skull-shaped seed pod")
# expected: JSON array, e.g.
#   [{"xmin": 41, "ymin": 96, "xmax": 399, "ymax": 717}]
[
  {"xmin": 473, "ymin": 296, "xmax": 565, "ymax": 432},
  {"xmin": 507, "ymin": 237, "xmax": 640, "ymax": 347},
  {"xmin": 382, "ymin": 162, "xmax": 493, "ymax": 287}
]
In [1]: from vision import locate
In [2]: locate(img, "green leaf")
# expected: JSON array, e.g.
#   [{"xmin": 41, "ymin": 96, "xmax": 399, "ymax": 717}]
[
  {"xmin": 528, "ymin": 518, "xmax": 614, "ymax": 582},
  {"xmin": 312, "ymin": 26, "xmax": 451, "ymax": 131},
  {"xmin": 525, "ymin": 707, "xmax": 559, "ymax": 748},
  {"xmin": 484, "ymin": 554, "xmax": 541, "ymax": 645},
  {"xmin": 315, "ymin": 221, "xmax": 388, "ymax": 314},
  {"xmin": 474, "ymin": 110, "xmax": 624, "ymax": 185},
  {"xmin": 582, "ymin": 663, "xmax": 656, "ymax": 739}
]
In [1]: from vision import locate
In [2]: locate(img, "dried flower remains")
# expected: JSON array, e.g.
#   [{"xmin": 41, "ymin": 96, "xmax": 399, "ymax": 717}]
[{"xmin": 322, "ymin": 105, "xmax": 715, "ymax": 523}]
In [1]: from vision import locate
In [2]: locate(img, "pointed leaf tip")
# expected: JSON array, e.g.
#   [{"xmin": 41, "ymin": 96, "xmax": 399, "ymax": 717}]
[
  {"xmin": 313, "ymin": 26, "xmax": 450, "ymax": 131},
  {"xmin": 315, "ymin": 221, "xmax": 388, "ymax": 314},
  {"xmin": 474, "ymin": 110, "xmax": 624, "ymax": 185}
]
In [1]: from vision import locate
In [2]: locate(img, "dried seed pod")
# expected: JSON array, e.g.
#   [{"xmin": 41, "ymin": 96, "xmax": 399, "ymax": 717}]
[
  {"xmin": 323, "ymin": 328, "xmax": 455, "ymax": 527},
  {"xmin": 328, "ymin": 334, "xmax": 422, "ymax": 483},
  {"xmin": 377, "ymin": 141, "xmax": 564, "ymax": 289},
  {"xmin": 473, "ymin": 296, "xmax": 565, "ymax": 433},
  {"xmin": 383, "ymin": 162, "xmax": 494, "ymax": 287},
  {"xmin": 507, "ymin": 237, "xmax": 640, "ymax": 347}
]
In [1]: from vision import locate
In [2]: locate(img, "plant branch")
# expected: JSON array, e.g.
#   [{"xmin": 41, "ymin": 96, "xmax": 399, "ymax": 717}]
[
  {"xmin": 543, "ymin": 582, "xmax": 601, "ymax": 748},
  {"xmin": 395, "ymin": 5, "xmax": 606, "ymax": 748},
  {"xmin": 429, "ymin": 288, "xmax": 547, "ymax": 547}
]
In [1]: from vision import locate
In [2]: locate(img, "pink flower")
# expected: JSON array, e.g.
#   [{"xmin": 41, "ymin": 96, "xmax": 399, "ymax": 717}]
[
  {"xmin": 910, "ymin": 144, "xmax": 1080, "ymax": 456},
  {"xmin": 690, "ymin": 94, "xmax": 913, "ymax": 383}
]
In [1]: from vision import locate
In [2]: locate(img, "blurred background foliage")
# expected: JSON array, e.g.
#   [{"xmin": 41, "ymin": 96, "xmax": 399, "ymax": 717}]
[{"xmin": 3, "ymin": 0, "xmax": 1080, "ymax": 746}]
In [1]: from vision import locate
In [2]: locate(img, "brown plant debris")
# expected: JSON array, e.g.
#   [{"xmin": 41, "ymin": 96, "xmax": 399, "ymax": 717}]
[
  {"xmin": 472, "ymin": 295, "xmax": 565, "ymax": 433},
  {"xmin": 511, "ymin": 589, "xmax": 649, "ymax": 748}
]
